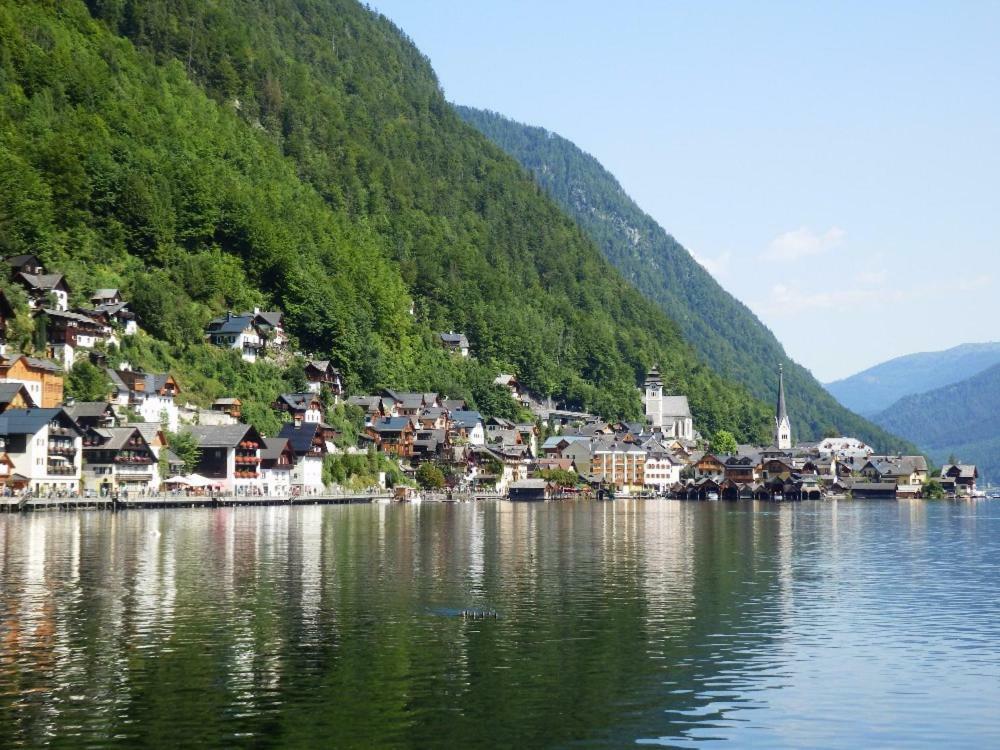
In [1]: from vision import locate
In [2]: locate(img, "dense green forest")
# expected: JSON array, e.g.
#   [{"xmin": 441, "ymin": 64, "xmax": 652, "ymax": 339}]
[
  {"xmin": 458, "ymin": 106, "xmax": 917, "ymax": 453},
  {"xmin": 0, "ymin": 0, "xmax": 773, "ymax": 441},
  {"xmin": 874, "ymin": 363, "xmax": 1000, "ymax": 481}
]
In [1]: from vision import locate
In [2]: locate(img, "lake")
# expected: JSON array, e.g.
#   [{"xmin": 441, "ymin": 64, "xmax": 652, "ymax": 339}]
[{"xmin": 1, "ymin": 500, "xmax": 999, "ymax": 748}]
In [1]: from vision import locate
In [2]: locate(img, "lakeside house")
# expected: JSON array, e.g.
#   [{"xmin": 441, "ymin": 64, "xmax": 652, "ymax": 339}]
[
  {"xmin": 81, "ymin": 426, "xmax": 158, "ymax": 495},
  {"xmin": 185, "ymin": 424, "xmax": 263, "ymax": 494},
  {"xmin": 0, "ymin": 408, "xmax": 83, "ymax": 493}
]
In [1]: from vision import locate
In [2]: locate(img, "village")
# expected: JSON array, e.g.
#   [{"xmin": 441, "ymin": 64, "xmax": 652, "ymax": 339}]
[{"xmin": 0, "ymin": 254, "xmax": 980, "ymax": 506}]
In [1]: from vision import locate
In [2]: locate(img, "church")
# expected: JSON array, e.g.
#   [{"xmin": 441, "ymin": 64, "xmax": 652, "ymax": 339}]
[
  {"xmin": 643, "ymin": 366, "xmax": 694, "ymax": 441},
  {"xmin": 774, "ymin": 364, "xmax": 792, "ymax": 449}
]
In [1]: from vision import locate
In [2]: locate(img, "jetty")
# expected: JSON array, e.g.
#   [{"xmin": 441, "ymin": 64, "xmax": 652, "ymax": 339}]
[{"xmin": 0, "ymin": 492, "xmax": 385, "ymax": 513}]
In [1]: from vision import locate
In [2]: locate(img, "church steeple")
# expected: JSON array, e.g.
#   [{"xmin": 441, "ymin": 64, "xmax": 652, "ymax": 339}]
[{"xmin": 775, "ymin": 364, "xmax": 792, "ymax": 449}]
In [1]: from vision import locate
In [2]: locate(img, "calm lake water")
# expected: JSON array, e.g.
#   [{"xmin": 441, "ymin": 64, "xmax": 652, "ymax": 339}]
[{"xmin": 1, "ymin": 500, "xmax": 999, "ymax": 748}]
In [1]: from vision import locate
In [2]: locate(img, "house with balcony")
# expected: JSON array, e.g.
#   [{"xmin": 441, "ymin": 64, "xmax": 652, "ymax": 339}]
[
  {"xmin": 185, "ymin": 424, "xmax": 263, "ymax": 494},
  {"xmin": 0, "ymin": 408, "xmax": 83, "ymax": 492},
  {"xmin": 13, "ymin": 272, "xmax": 70, "ymax": 311},
  {"xmin": 449, "ymin": 410, "xmax": 485, "ymax": 447},
  {"xmin": 366, "ymin": 417, "xmax": 416, "ymax": 458},
  {"xmin": 260, "ymin": 437, "xmax": 295, "ymax": 496},
  {"xmin": 304, "ymin": 360, "xmax": 343, "ymax": 397},
  {"xmin": 205, "ymin": 313, "xmax": 263, "ymax": 362},
  {"xmin": 5, "ymin": 254, "xmax": 45, "ymax": 276},
  {"xmin": 278, "ymin": 421, "xmax": 328, "ymax": 494},
  {"xmin": 82, "ymin": 426, "xmax": 158, "ymax": 495},
  {"xmin": 107, "ymin": 369, "xmax": 181, "ymax": 431},
  {"xmin": 273, "ymin": 392, "xmax": 323, "ymax": 424},
  {"xmin": 39, "ymin": 308, "xmax": 116, "ymax": 368}
]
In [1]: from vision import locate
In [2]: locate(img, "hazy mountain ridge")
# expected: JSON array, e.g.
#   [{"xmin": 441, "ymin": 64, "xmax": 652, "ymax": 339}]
[
  {"xmin": 826, "ymin": 342, "xmax": 1000, "ymax": 416},
  {"xmin": 457, "ymin": 106, "xmax": 916, "ymax": 453},
  {"xmin": 873, "ymin": 362, "xmax": 1000, "ymax": 481}
]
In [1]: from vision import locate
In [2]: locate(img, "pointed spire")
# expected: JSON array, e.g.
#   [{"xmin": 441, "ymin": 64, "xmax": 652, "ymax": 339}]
[{"xmin": 776, "ymin": 364, "xmax": 788, "ymax": 422}]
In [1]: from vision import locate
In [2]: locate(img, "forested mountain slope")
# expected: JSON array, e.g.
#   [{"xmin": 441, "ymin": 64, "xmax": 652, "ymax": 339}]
[
  {"xmin": 826, "ymin": 342, "xmax": 1000, "ymax": 416},
  {"xmin": 0, "ymin": 0, "xmax": 771, "ymax": 440},
  {"xmin": 873, "ymin": 363, "xmax": 1000, "ymax": 482},
  {"xmin": 457, "ymin": 106, "xmax": 914, "ymax": 452}
]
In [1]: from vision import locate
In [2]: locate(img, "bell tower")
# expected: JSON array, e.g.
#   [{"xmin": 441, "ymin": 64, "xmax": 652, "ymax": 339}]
[
  {"xmin": 644, "ymin": 366, "xmax": 664, "ymax": 429},
  {"xmin": 775, "ymin": 364, "xmax": 792, "ymax": 450}
]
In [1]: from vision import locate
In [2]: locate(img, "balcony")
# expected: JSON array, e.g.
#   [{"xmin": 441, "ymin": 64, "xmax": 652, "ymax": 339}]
[
  {"xmin": 48, "ymin": 443, "xmax": 76, "ymax": 456},
  {"xmin": 47, "ymin": 464, "xmax": 77, "ymax": 476}
]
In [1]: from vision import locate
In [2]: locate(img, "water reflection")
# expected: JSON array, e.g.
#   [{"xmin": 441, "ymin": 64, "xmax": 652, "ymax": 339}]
[{"xmin": 0, "ymin": 500, "xmax": 999, "ymax": 748}]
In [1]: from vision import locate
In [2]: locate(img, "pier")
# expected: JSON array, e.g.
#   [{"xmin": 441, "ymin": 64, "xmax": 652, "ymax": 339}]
[{"xmin": 0, "ymin": 492, "xmax": 386, "ymax": 512}]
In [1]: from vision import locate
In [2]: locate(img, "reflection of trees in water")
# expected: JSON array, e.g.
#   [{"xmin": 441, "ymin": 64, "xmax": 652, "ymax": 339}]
[{"xmin": 0, "ymin": 503, "xmax": 802, "ymax": 747}]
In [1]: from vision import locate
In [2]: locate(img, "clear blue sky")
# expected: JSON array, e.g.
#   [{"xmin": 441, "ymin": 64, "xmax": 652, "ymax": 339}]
[{"xmin": 372, "ymin": 1, "xmax": 1000, "ymax": 382}]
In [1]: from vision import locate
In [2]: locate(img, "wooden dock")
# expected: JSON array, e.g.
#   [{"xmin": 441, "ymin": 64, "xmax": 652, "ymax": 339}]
[{"xmin": 0, "ymin": 493, "xmax": 386, "ymax": 512}]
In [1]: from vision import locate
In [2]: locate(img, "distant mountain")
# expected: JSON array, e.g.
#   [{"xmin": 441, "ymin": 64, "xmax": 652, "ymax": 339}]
[
  {"xmin": 457, "ymin": 106, "xmax": 915, "ymax": 453},
  {"xmin": 825, "ymin": 343, "xmax": 1000, "ymax": 416},
  {"xmin": 873, "ymin": 363, "xmax": 1000, "ymax": 482}
]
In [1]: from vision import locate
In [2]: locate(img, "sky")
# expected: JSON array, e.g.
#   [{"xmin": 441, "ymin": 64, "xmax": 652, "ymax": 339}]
[{"xmin": 372, "ymin": 1, "xmax": 1000, "ymax": 382}]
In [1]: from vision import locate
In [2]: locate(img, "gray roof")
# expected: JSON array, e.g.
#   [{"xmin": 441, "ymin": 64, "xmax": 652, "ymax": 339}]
[
  {"xmin": 91, "ymin": 288, "xmax": 119, "ymax": 300},
  {"xmin": 372, "ymin": 417, "xmax": 413, "ymax": 433},
  {"xmin": 439, "ymin": 332, "xmax": 469, "ymax": 347},
  {"xmin": 185, "ymin": 424, "xmax": 257, "ymax": 448},
  {"xmin": 124, "ymin": 422, "xmax": 163, "ymax": 445},
  {"xmin": 253, "ymin": 310, "xmax": 283, "ymax": 328},
  {"xmin": 659, "ymin": 396, "xmax": 692, "ymax": 419},
  {"xmin": 259, "ymin": 437, "xmax": 291, "ymax": 462},
  {"xmin": 275, "ymin": 392, "xmax": 320, "ymax": 410},
  {"xmin": 206, "ymin": 314, "xmax": 255, "ymax": 335},
  {"xmin": 776, "ymin": 365, "xmax": 788, "ymax": 422},
  {"xmin": 0, "ymin": 408, "xmax": 80, "ymax": 436},
  {"xmin": 0, "ymin": 382, "xmax": 33, "ymax": 408},
  {"xmin": 17, "ymin": 272, "xmax": 67, "ymax": 292},
  {"xmin": 450, "ymin": 410, "xmax": 483, "ymax": 429},
  {"xmin": 85, "ymin": 426, "xmax": 146, "ymax": 451},
  {"xmin": 65, "ymin": 401, "xmax": 114, "ymax": 420}
]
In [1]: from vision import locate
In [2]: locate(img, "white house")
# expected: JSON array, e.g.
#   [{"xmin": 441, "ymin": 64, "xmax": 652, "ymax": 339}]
[
  {"xmin": 0, "ymin": 408, "xmax": 83, "ymax": 493},
  {"xmin": 449, "ymin": 410, "xmax": 485, "ymax": 446},
  {"xmin": 644, "ymin": 451, "xmax": 681, "ymax": 492},
  {"xmin": 107, "ymin": 369, "xmax": 181, "ymax": 432},
  {"xmin": 278, "ymin": 422, "xmax": 327, "ymax": 495},
  {"xmin": 205, "ymin": 313, "xmax": 263, "ymax": 363},
  {"xmin": 260, "ymin": 437, "xmax": 294, "ymax": 496}
]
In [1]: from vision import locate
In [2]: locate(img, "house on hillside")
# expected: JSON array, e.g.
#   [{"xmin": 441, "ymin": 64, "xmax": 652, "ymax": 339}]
[
  {"xmin": 0, "ymin": 354, "xmax": 63, "ymax": 408},
  {"xmin": 40, "ymin": 308, "xmax": 116, "ymax": 368},
  {"xmin": 251, "ymin": 309, "xmax": 287, "ymax": 350},
  {"xmin": 5, "ymin": 254, "xmax": 45, "ymax": 276},
  {"xmin": 13, "ymin": 272, "xmax": 70, "ymax": 311},
  {"xmin": 304, "ymin": 360, "xmax": 342, "ymax": 396},
  {"xmin": 438, "ymin": 332, "xmax": 470, "ymax": 357},
  {"xmin": 273, "ymin": 392, "xmax": 323, "ymax": 425},
  {"xmin": 205, "ymin": 313, "xmax": 263, "ymax": 362},
  {"xmin": 367, "ymin": 417, "xmax": 416, "ymax": 458},
  {"xmin": 107, "ymin": 369, "xmax": 181, "ymax": 431}
]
